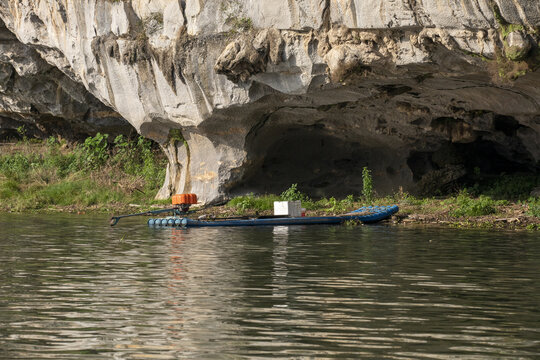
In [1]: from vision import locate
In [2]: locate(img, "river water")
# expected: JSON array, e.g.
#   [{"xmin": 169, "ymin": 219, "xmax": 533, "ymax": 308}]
[{"xmin": 1, "ymin": 214, "xmax": 539, "ymax": 359}]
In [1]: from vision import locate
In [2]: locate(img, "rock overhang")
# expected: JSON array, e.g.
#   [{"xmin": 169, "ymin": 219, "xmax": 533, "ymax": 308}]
[{"xmin": 0, "ymin": 0, "xmax": 538, "ymax": 202}]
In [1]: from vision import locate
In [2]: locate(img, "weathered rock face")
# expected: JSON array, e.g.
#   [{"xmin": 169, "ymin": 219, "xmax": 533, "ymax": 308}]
[
  {"xmin": 0, "ymin": 1, "xmax": 539, "ymax": 202},
  {"xmin": 0, "ymin": 18, "xmax": 129, "ymax": 141}
]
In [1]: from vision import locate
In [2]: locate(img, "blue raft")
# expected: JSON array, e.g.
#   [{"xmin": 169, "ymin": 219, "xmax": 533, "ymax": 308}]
[{"xmin": 148, "ymin": 205, "xmax": 399, "ymax": 228}]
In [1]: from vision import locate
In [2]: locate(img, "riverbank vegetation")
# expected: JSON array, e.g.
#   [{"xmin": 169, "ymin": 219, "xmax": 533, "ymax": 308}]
[
  {"xmin": 224, "ymin": 167, "xmax": 539, "ymax": 230},
  {"xmin": 223, "ymin": 183, "xmax": 539, "ymax": 230},
  {"xmin": 0, "ymin": 134, "xmax": 167, "ymax": 212},
  {"xmin": 1, "ymin": 137, "xmax": 539, "ymax": 229}
]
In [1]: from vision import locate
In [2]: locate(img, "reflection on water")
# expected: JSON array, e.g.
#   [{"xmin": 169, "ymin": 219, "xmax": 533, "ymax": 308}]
[{"xmin": 1, "ymin": 214, "xmax": 539, "ymax": 359}]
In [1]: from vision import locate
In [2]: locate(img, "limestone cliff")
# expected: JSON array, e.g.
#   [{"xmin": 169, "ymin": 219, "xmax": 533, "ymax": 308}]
[
  {"xmin": 0, "ymin": 1, "xmax": 538, "ymax": 202},
  {"xmin": 0, "ymin": 17, "xmax": 129, "ymax": 141}
]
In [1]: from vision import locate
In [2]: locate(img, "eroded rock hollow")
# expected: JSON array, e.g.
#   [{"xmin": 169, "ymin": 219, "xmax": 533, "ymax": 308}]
[{"xmin": 0, "ymin": 1, "xmax": 539, "ymax": 202}]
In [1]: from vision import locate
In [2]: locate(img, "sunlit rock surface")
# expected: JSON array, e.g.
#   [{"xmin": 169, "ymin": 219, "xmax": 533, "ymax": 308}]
[{"xmin": 0, "ymin": 1, "xmax": 538, "ymax": 202}]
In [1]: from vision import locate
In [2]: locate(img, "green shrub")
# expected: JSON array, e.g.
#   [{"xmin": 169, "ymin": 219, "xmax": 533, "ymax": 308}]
[
  {"xmin": 112, "ymin": 135, "xmax": 166, "ymax": 190},
  {"xmin": 280, "ymin": 183, "xmax": 310, "ymax": 202},
  {"xmin": 81, "ymin": 132, "xmax": 109, "ymax": 169},
  {"xmin": 451, "ymin": 191, "xmax": 496, "ymax": 217},
  {"xmin": 49, "ymin": 152, "xmax": 79, "ymax": 178},
  {"xmin": 228, "ymin": 193, "xmax": 280, "ymax": 212},
  {"xmin": 362, "ymin": 166, "xmax": 373, "ymax": 203},
  {"xmin": 343, "ymin": 194, "xmax": 355, "ymax": 207},
  {"xmin": 0, "ymin": 179, "xmax": 20, "ymax": 199},
  {"xmin": 528, "ymin": 198, "xmax": 540, "ymax": 218},
  {"xmin": 0, "ymin": 153, "xmax": 34, "ymax": 180},
  {"xmin": 0, "ymin": 133, "xmax": 167, "ymax": 211},
  {"xmin": 315, "ymin": 195, "xmax": 355, "ymax": 213}
]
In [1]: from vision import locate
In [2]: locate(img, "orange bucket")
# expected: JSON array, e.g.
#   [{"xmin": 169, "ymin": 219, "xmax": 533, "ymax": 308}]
[{"xmin": 172, "ymin": 193, "xmax": 198, "ymax": 205}]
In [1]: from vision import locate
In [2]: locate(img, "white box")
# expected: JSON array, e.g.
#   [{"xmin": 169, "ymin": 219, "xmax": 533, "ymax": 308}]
[{"xmin": 274, "ymin": 201, "xmax": 302, "ymax": 217}]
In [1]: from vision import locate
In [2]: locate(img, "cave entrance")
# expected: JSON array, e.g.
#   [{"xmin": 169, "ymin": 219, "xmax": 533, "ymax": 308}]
[
  {"xmin": 232, "ymin": 123, "xmax": 408, "ymax": 198},
  {"xmin": 407, "ymin": 139, "xmax": 538, "ymax": 196}
]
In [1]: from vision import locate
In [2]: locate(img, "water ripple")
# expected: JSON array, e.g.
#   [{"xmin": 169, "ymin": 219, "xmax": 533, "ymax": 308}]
[{"xmin": 1, "ymin": 215, "xmax": 539, "ymax": 358}]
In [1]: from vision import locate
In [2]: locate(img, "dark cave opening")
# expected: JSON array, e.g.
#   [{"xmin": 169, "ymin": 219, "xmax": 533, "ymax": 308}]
[
  {"xmin": 407, "ymin": 139, "xmax": 538, "ymax": 195},
  {"xmin": 454, "ymin": 140, "xmax": 534, "ymax": 174},
  {"xmin": 493, "ymin": 115, "xmax": 523, "ymax": 137},
  {"xmin": 231, "ymin": 124, "xmax": 409, "ymax": 198}
]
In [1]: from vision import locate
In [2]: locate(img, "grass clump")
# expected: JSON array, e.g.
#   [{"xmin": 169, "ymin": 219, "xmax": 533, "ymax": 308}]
[
  {"xmin": 314, "ymin": 195, "xmax": 355, "ymax": 213},
  {"xmin": 228, "ymin": 184, "xmax": 310, "ymax": 213},
  {"xmin": 450, "ymin": 191, "xmax": 496, "ymax": 217},
  {"xmin": 0, "ymin": 179, "xmax": 21, "ymax": 200},
  {"xmin": 228, "ymin": 184, "xmax": 360, "ymax": 214},
  {"xmin": 228, "ymin": 194, "xmax": 281, "ymax": 212},
  {"xmin": 0, "ymin": 134, "xmax": 167, "ymax": 212},
  {"xmin": 527, "ymin": 198, "xmax": 540, "ymax": 218}
]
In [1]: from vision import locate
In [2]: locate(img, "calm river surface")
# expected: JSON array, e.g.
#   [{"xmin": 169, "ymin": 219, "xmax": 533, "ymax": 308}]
[{"xmin": 1, "ymin": 214, "xmax": 539, "ymax": 359}]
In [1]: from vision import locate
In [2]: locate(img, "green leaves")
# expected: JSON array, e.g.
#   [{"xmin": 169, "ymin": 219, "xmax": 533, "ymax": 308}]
[
  {"xmin": 450, "ymin": 191, "xmax": 496, "ymax": 217},
  {"xmin": 362, "ymin": 167, "xmax": 373, "ymax": 204},
  {"xmin": 0, "ymin": 134, "xmax": 167, "ymax": 211},
  {"xmin": 82, "ymin": 133, "xmax": 109, "ymax": 169},
  {"xmin": 280, "ymin": 183, "xmax": 310, "ymax": 202}
]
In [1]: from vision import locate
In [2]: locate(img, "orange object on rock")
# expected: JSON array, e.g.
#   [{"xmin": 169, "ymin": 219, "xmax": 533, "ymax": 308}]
[{"xmin": 172, "ymin": 193, "xmax": 198, "ymax": 205}]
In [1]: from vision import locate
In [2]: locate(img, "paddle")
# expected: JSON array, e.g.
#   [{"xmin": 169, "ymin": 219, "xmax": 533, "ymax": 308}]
[
  {"xmin": 110, "ymin": 207, "xmax": 183, "ymax": 226},
  {"xmin": 110, "ymin": 202, "xmax": 214, "ymax": 226}
]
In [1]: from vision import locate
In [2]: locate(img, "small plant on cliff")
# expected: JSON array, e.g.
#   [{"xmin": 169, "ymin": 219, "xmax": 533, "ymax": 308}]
[
  {"xmin": 489, "ymin": 47, "xmax": 530, "ymax": 82},
  {"xmin": 487, "ymin": 4, "xmax": 537, "ymax": 82},
  {"xmin": 493, "ymin": 4, "xmax": 525, "ymax": 40},
  {"xmin": 220, "ymin": 0, "xmax": 253, "ymax": 34},
  {"xmin": 229, "ymin": 17, "xmax": 253, "ymax": 32},
  {"xmin": 362, "ymin": 167, "xmax": 374, "ymax": 203},
  {"xmin": 142, "ymin": 12, "xmax": 164, "ymax": 35}
]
